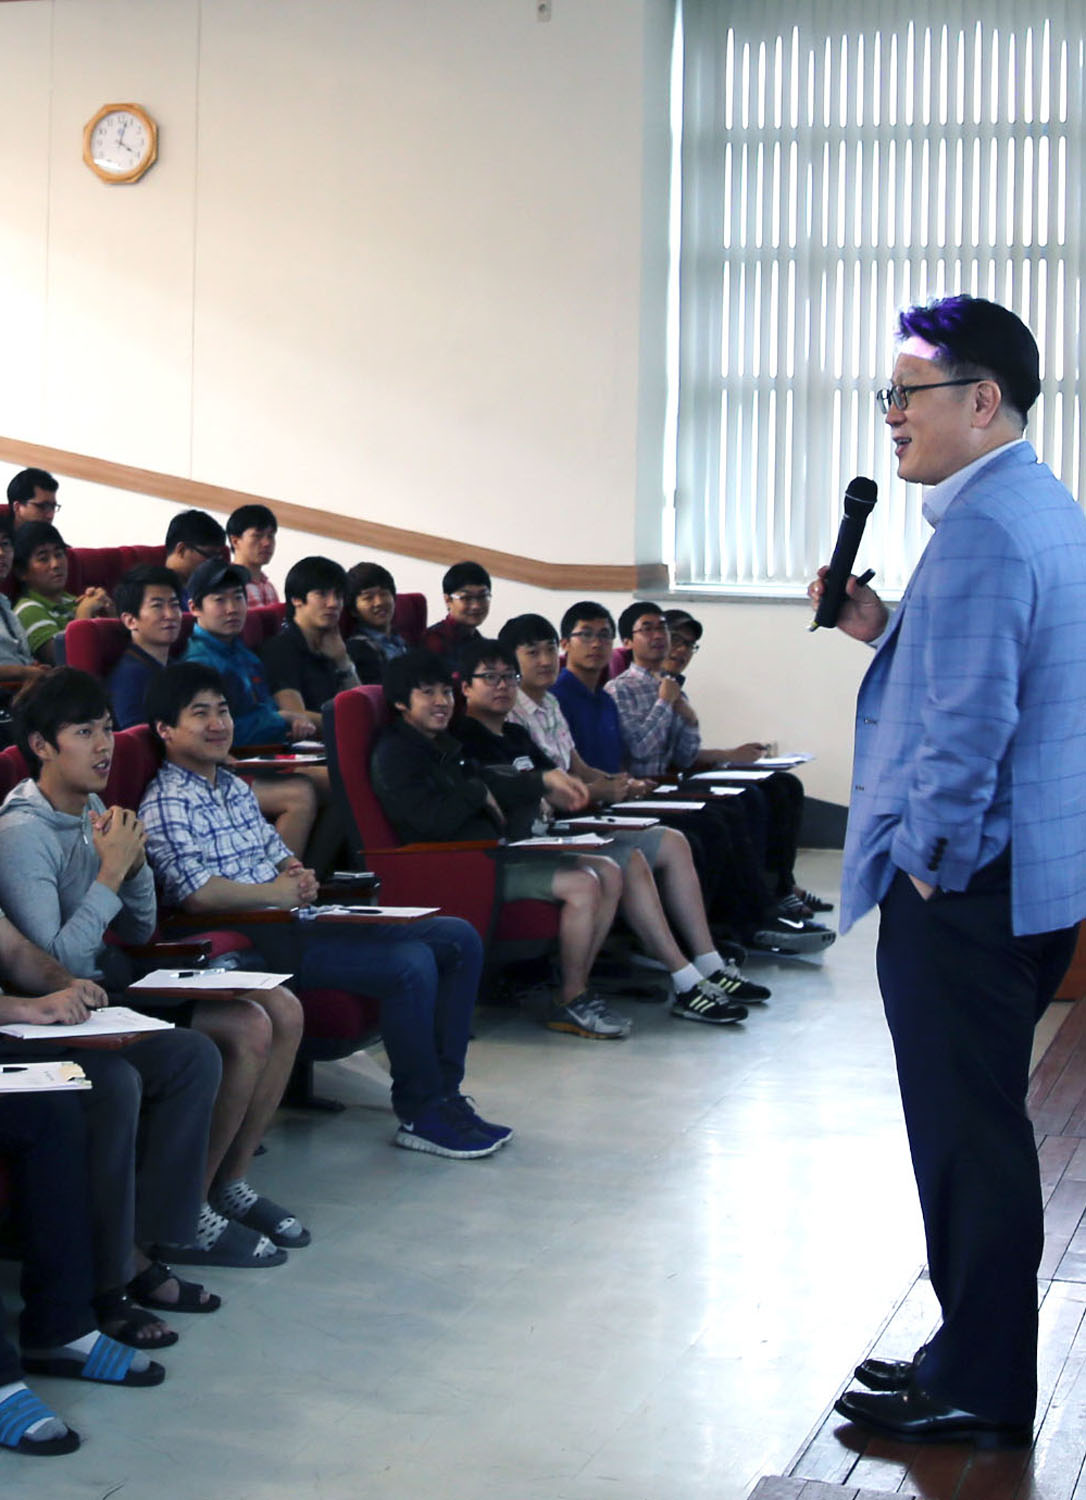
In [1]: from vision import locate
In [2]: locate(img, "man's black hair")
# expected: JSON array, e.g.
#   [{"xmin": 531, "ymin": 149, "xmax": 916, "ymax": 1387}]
[
  {"xmin": 0, "ymin": 511, "xmax": 13, "ymax": 544},
  {"xmin": 165, "ymin": 509, "xmax": 227, "ymax": 554},
  {"xmin": 146, "ymin": 662, "xmax": 229, "ymax": 745},
  {"xmin": 459, "ymin": 637, "xmax": 518, "ymax": 683},
  {"xmin": 13, "ymin": 521, "xmax": 66, "ymax": 573},
  {"xmin": 383, "ymin": 649, "xmax": 455, "ymax": 715},
  {"xmin": 497, "ymin": 614, "xmax": 558, "ymax": 652},
  {"xmin": 226, "ymin": 503, "xmax": 278, "ymax": 538},
  {"xmin": 442, "ymin": 561, "xmax": 491, "ymax": 595},
  {"xmin": 114, "ymin": 564, "xmax": 183, "ymax": 622},
  {"xmin": 344, "ymin": 562, "xmax": 397, "ymax": 616},
  {"xmin": 618, "ymin": 600, "xmax": 665, "ymax": 644},
  {"xmin": 897, "ymin": 294, "xmax": 1041, "ymax": 426},
  {"xmin": 559, "ymin": 601, "xmax": 616, "ymax": 639},
  {"xmin": 7, "ymin": 468, "xmax": 58, "ymax": 507},
  {"xmin": 283, "ymin": 556, "xmax": 347, "ymax": 620},
  {"xmin": 13, "ymin": 668, "xmax": 112, "ymax": 779}
]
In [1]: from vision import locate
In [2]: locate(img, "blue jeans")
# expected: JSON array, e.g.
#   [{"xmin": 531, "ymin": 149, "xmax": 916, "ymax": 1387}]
[{"xmin": 251, "ymin": 915, "xmax": 484, "ymax": 1121}]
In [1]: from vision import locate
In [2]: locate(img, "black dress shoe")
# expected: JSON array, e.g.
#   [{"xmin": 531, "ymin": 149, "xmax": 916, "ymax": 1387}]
[
  {"xmin": 854, "ymin": 1355, "xmax": 915, "ymax": 1391},
  {"xmin": 834, "ymin": 1385, "xmax": 1033, "ymax": 1449}
]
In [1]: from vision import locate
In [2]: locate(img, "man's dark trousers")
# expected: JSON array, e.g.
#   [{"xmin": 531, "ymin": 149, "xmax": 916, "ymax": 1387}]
[{"xmin": 876, "ymin": 852, "xmax": 1077, "ymax": 1426}]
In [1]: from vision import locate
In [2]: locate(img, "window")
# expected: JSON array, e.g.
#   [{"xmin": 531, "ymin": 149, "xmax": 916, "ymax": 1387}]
[{"xmin": 669, "ymin": 0, "xmax": 1086, "ymax": 595}]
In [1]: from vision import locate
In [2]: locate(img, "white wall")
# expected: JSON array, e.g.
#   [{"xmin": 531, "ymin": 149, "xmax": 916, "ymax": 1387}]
[{"xmin": 0, "ymin": 0, "xmax": 860, "ymax": 804}]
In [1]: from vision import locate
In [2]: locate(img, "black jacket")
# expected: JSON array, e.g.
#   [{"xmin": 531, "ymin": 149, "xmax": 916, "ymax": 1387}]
[{"xmin": 371, "ymin": 717, "xmax": 546, "ymax": 844}]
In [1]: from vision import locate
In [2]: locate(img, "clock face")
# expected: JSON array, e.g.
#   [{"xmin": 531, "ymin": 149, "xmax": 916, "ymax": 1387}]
[{"xmin": 83, "ymin": 104, "xmax": 158, "ymax": 183}]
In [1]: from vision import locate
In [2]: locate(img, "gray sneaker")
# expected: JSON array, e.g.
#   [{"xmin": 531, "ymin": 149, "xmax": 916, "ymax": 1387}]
[{"xmin": 544, "ymin": 991, "xmax": 632, "ymax": 1039}]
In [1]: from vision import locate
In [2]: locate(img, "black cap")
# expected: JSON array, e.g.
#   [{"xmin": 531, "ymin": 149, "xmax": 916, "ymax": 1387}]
[
  {"xmin": 188, "ymin": 559, "xmax": 250, "ymax": 605},
  {"xmin": 663, "ymin": 608, "xmax": 703, "ymax": 642}
]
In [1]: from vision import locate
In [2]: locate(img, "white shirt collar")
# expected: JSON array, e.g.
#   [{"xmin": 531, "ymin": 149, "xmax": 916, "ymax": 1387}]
[{"xmin": 921, "ymin": 438, "xmax": 1029, "ymax": 527}]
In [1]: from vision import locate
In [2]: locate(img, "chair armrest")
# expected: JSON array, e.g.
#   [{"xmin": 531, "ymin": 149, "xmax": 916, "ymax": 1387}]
[
  {"xmin": 124, "ymin": 939, "xmax": 214, "ymax": 965},
  {"xmin": 372, "ymin": 841, "xmax": 502, "ymax": 854},
  {"xmin": 318, "ymin": 871, "xmax": 382, "ymax": 902}
]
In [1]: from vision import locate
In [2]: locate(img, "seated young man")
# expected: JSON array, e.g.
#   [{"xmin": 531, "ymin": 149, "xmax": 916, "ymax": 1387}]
[
  {"xmin": 501, "ymin": 616, "xmax": 770, "ymax": 1001},
  {"xmin": 423, "ymin": 561, "xmax": 492, "ymax": 668},
  {"xmin": 554, "ymin": 602, "xmax": 831, "ymax": 955},
  {"xmin": 344, "ymin": 561, "xmax": 409, "ymax": 683},
  {"xmin": 141, "ymin": 662, "xmax": 508, "ymax": 1159},
  {"xmin": 226, "ymin": 503, "xmax": 279, "ymax": 607},
  {"xmin": 0, "ymin": 868, "xmax": 222, "ymax": 1346},
  {"xmin": 0, "ymin": 514, "xmax": 46, "ymax": 685},
  {"xmin": 0, "ymin": 1090, "xmax": 165, "ymax": 1459},
  {"xmin": 458, "ymin": 637, "xmax": 764, "ymax": 1020},
  {"xmin": 6, "ymin": 467, "xmax": 60, "ymax": 530},
  {"xmin": 610, "ymin": 602, "xmax": 834, "ymax": 946},
  {"xmin": 109, "ymin": 565, "xmax": 186, "ymax": 729},
  {"xmin": 13, "ymin": 522, "xmax": 113, "ymax": 664},
  {"xmin": 662, "ymin": 607, "xmax": 832, "ymax": 918},
  {"xmin": 370, "ymin": 648, "xmax": 633, "ymax": 1041},
  {"xmin": 261, "ymin": 555, "xmax": 359, "ymax": 715},
  {"xmin": 163, "ymin": 510, "xmax": 227, "ymax": 609},
  {"xmin": 182, "ymin": 559, "xmax": 317, "ymax": 746},
  {"xmin": 0, "ymin": 668, "xmax": 302, "ymax": 1267},
  {"xmin": 111, "ymin": 563, "xmax": 316, "ymax": 859}
]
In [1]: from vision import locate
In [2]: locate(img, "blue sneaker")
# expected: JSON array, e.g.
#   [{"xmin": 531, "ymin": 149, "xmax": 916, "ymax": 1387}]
[
  {"xmin": 449, "ymin": 1093, "xmax": 513, "ymax": 1147},
  {"xmin": 393, "ymin": 1099, "xmax": 501, "ymax": 1159}
]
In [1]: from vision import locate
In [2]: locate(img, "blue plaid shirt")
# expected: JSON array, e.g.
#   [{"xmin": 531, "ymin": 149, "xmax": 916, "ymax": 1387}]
[
  {"xmin": 604, "ymin": 664, "xmax": 701, "ymax": 777},
  {"xmin": 139, "ymin": 761, "xmax": 290, "ymax": 907}
]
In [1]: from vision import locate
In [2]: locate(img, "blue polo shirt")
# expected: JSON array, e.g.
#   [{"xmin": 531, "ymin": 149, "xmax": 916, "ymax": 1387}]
[{"xmin": 550, "ymin": 668, "xmax": 625, "ymax": 774}]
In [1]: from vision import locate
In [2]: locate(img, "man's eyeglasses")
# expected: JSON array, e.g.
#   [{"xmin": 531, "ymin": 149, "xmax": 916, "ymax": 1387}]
[
  {"xmin": 23, "ymin": 499, "xmax": 60, "ymax": 514},
  {"xmin": 632, "ymin": 621, "xmax": 669, "ymax": 636},
  {"xmin": 471, "ymin": 670, "xmax": 520, "ymax": 687},
  {"xmin": 875, "ymin": 378, "xmax": 979, "ymax": 414},
  {"xmin": 669, "ymin": 636, "xmax": 699, "ymax": 654},
  {"xmin": 568, "ymin": 629, "xmax": 614, "ymax": 644},
  {"xmin": 449, "ymin": 590, "xmax": 491, "ymax": 604}
]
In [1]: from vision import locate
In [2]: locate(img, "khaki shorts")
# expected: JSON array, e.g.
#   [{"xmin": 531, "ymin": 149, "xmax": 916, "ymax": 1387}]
[
  {"xmin": 594, "ymin": 824, "xmax": 666, "ymax": 872},
  {"xmin": 499, "ymin": 851, "xmax": 577, "ymax": 904}
]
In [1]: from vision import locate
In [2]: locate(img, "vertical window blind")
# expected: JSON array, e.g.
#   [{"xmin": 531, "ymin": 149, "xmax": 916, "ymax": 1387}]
[{"xmin": 670, "ymin": 0, "xmax": 1086, "ymax": 595}]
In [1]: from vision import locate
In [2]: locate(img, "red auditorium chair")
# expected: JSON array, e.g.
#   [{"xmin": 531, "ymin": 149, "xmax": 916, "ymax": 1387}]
[
  {"xmin": 241, "ymin": 602, "xmax": 286, "ymax": 650},
  {"xmin": 66, "ymin": 545, "xmax": 166, "ymax": 597},
  {"xmin": 324, "ymin": 684, "xmax": 560, "ymax": 960},
  {"xmin": 391, "ymin": 592, "xmax": 427, "ymax": 645}
]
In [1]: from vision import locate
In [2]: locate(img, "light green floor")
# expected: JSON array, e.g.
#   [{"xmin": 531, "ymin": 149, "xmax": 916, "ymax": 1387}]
[{"xmin": 1, "ymin": 852, "xmax": 926, "ymax": 1500}]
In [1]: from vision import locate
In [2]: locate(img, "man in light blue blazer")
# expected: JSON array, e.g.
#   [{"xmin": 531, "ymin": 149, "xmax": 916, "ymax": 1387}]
[{"xmin": 815, "ymin": 296, "xmax": 1086, "ymax": 1449}]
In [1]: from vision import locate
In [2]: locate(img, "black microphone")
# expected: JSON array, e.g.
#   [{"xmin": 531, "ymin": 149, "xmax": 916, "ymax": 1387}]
[{"xmin": 811, "ymin": 475, "xmax": 878, "ymax": 630}]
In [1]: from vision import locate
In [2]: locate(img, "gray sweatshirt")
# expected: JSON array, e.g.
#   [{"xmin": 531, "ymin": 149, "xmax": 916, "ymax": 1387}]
[{"xmin": 0, "ymin": 779, "xmax": 157, "ymax": 988}]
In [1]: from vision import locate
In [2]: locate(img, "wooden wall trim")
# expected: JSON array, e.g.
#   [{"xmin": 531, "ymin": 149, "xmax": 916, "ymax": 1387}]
[{"xmin": 0, "ymin": 437, "xmax": 668, "ymax": 593}]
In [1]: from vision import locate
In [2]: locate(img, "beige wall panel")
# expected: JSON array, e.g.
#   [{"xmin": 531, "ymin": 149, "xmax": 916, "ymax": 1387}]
[
  {"xmin": 0, "ymin": 5, "xmax": 53, "ymax": 437},
  {"xmin": 41, "ymin": 0, "xmax": 199, "ymax": 472},
  {"xmin": 190, "ymin": 0, "xmax": 648, "ymax": 563}
]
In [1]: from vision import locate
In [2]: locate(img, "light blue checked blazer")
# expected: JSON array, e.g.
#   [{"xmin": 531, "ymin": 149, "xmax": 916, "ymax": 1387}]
[{"xmin": 840, "ymin": 442, "xmax": 1086, "ymax": 937}]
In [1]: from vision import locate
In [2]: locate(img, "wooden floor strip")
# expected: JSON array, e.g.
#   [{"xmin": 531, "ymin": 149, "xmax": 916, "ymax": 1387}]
[{"xmin": 778, "ymin": 1000, "xmax": 1086, "ymax": 1500}]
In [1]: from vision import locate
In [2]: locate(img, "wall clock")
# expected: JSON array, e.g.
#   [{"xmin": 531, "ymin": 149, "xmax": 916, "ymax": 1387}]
[{"xmin": 83, "ymin": 103, "xmax": 158, "ymax": 184}]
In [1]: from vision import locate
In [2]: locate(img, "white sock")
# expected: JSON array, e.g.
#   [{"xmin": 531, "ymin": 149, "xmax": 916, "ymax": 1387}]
[
  {"xmin": 211, "ymin": 1178, "xmax": 259, "ymax": 1216},
  {"xmin": 23, "ymin": 1330, "xmax": 151, "ymax": 1376},
  {"xmin": 670, "ymin": 962, "xmax": 703, "ymax": 994},
  {"xmin": 194, "ymin": 1202, "xmax": 231, "ymax": 1250},
  {"xmin": 694, "ymin": 950, "xmax": 727, "ymax": 978},
  {"xmin": 0, "ymin": 1379, "xmax": 68, "ymax": 1440}
]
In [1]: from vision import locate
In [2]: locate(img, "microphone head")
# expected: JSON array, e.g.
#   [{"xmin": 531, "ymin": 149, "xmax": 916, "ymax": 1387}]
[{"xmin": 843, "ymin": 475, "xmax": 878, "ymax": 518}]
